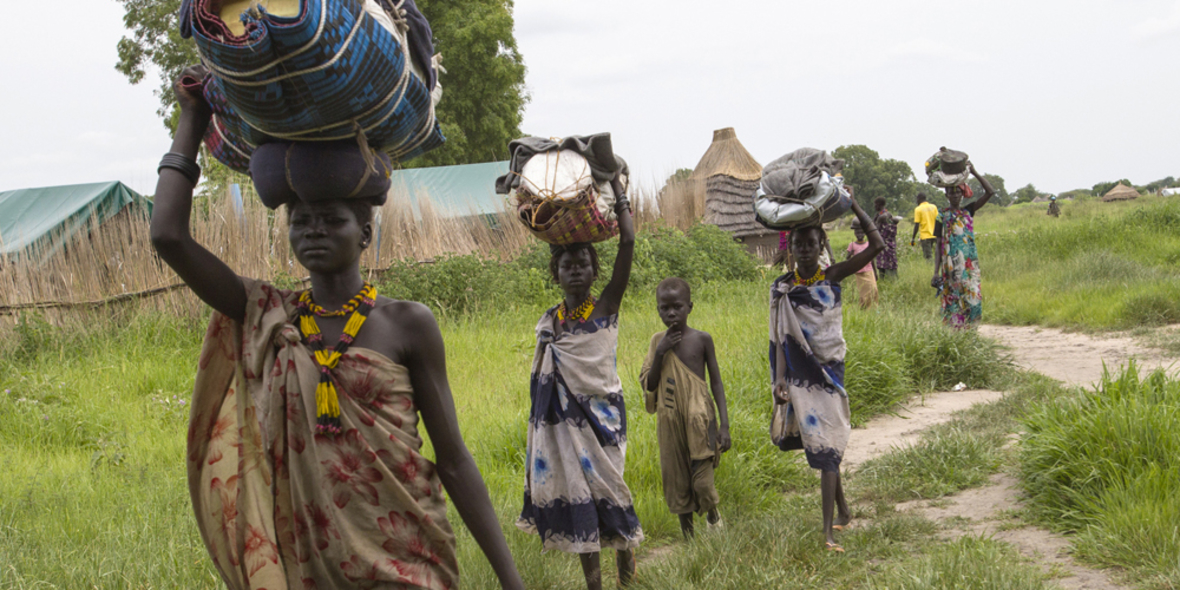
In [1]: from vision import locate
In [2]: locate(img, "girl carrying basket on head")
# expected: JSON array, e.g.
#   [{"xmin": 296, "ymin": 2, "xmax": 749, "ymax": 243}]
[{"xmin": 516, "ymin": 176, "xmax": 643, "ymax": 590}]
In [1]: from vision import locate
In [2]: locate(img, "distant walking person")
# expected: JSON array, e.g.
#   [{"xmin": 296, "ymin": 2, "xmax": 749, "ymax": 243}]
[
  {"xmin": 932, "ymin": 163, "xmax": 996, "ymax": 329},
  {"xmin": 845, "ymin": 219, "xmax": 879, "ymax": 309},
  {"xmin": 1047, "ymin": 196, "xmax": 1060, "ymax": 217},
  {"xmin": 873, "ymin": 197, "xmax": 899, "ymax": 278},
  {"xmin": 910, "ymin": 192, "xmax": 938, "ymax": 260}
]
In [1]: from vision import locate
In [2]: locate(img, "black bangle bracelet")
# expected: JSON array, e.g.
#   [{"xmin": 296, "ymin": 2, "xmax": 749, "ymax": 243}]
[{"xmin": 158, "ymin": 152, "xmax": 202, "ymax": 185}]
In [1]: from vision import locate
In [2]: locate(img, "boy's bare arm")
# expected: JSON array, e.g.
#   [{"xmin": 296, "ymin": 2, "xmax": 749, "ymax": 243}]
[
  {"xmin": 644, "ymin": 329, "xmax": 680, "ymax": 393},
  {"xmin": 702, "ymin": 333, "xmax": 731, "ymax": 452}
]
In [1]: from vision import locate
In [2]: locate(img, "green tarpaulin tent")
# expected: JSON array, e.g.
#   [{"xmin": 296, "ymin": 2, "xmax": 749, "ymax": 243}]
[
  {"xmin": 389, "ymin": 161, "xmax": 509, "ymax": 216},
  {"xmin": 0, "ymin": 181, "xmax": 152, "ymax": 259}
]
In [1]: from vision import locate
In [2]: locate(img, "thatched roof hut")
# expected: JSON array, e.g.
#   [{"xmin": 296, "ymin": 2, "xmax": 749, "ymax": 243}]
[
  {"xmin": 692, "ymin": 128, "xmax": 767, "ymax": 239},
  {"xmin": 1102, "ymin": 182, "xmax": 1139, "ymax": 202}
]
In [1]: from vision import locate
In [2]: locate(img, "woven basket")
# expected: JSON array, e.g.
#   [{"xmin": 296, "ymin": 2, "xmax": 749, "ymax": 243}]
[{"xmin": 514, "ymin": 191, "xmax": 618, "ymax": 245}]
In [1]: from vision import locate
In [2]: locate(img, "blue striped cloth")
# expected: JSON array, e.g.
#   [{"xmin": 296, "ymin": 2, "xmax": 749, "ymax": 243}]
[{"xmin": 181, "ymin": 0, "xmax": 444, "ymax": 173}]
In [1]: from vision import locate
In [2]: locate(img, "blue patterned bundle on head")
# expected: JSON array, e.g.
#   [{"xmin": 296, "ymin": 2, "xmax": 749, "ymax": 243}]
[{"xmin": 180, "ymin": 0, "xmax": 444, "ymax": 175}]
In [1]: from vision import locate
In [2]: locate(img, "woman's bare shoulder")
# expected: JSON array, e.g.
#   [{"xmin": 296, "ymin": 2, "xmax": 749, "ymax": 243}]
[{"xmin": 372, "ymin": 296, "xmax": 437, "ymax": 328}]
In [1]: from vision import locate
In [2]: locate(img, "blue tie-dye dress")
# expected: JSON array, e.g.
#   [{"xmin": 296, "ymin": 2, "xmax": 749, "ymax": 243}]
[
  {"xmin": 517, "ymin": 309, "xmax": 644, "ymax": 553},
  {"xmin": 768, "ymin": 274, "xmax": 852, "ymax": 473}
]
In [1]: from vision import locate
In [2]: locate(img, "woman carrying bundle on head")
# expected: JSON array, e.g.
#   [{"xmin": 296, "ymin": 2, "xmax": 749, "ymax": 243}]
[
  {"xmin": 152, "ymin": 66, "xmax": 523, "ymax": 590},
  {"xmin": 769, "ymin": 199, "xmax": 883, "ymax": 553},
  {"xmin": 925, "ymin": 148, "xmax": 997, "ymax": 329}
]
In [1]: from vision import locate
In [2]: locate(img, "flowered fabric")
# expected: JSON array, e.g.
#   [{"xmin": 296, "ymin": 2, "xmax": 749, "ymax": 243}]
[
  {"xmin": 937, "ymin": 208, "xmax": 982, "ymax": 329},
  {"xmin": 517, "ymin": 309, "xmax": 644, "ymax": 553},
  {"xmin": 187, "ymin": 279, "xmax": 458, "ymax": 590},
  {"xmin": 768, "ymin": 275, "xmax": 851, "ymax": 473},
  {"xmin": 876, "ymin": 212, "xmax": 898, "ymax": 271}
]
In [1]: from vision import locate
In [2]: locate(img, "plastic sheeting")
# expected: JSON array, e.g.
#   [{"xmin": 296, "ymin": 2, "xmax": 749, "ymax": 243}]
[{"xmin": 0, "ymin": 181, "xmax": 151, "ymax": 259}]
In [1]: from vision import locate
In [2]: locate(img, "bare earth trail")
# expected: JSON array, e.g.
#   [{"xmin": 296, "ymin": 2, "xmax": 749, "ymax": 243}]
[
  {"xmin": 879, "ymin": 324, "xmax": 1180, "ymax": 590},
  {"xmin": 642, "ymin": 325, "xmax": 1174, "ymax": 586}
]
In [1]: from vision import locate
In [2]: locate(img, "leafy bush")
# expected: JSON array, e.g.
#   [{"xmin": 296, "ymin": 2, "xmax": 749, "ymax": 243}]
[
  {"xmin": 1019, "ymin": 366, "xmax": 1180, "ymax": 581},
  {"xmin": 377, "ymin": 222, "xmax": 761, "ymax": 315}
]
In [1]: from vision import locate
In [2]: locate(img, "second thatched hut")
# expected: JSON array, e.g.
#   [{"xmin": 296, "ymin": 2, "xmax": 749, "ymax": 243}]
[
  {"xmin": 1101, "ymin": 182, "xmax": 1140, "ymax": 202},
  {"xmin": 691, "ymin": 128, "xmax": 778, "ymax": 259}
]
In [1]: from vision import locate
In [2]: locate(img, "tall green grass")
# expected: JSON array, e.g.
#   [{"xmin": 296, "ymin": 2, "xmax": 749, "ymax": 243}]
[
  {"xmin": 972, "ymin": 196, "xmax": 1180, "ymax": 330},
  {"xmin": 1019, "ymin": 365, "xmax": 1180, "ymax": 586},
  {"xmin": 0, "ymin": 270, "xmax": 1009, "ymax": 588}
]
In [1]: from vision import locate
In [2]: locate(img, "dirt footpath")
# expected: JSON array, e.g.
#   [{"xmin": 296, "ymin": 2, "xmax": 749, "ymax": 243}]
[
  {"xmin": 844, "ymin": 389, "xmax": 1005, "ymax": 470},
  {"xmin": 876, "ymin": 324, "xmax": 1180, "ymax": 590},
  {"xmin": 979, "ymin": 324, "xmax": 1176, "ymax": 387}
]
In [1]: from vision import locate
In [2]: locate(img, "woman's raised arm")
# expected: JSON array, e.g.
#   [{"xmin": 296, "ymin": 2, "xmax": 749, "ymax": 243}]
[
  {"xmin": 825, "ymin": 201, "xmax": 884, "ymax": 284},
  {"xmin": 150, "ymin": 66, "xmax": 247, "ymax": 323},
  {"xmin": 595, "ymin": 177, "xmax": 634, "ymax": 315}
]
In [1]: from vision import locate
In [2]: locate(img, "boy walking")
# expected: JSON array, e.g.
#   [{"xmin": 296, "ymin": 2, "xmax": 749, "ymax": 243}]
[{"xmin": 640, "ymin": 278, "xmax": 731, "ymax": 538}]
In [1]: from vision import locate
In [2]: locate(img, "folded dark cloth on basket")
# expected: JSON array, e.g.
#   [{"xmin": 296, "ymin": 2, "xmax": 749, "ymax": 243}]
[
  {"xmin": 495, "ymin": 134, "xmax": 628, "ymax": 195},
  {"xmin": 249, "ymin": 141, "xmax": 393, "ymax": 209},
  {"xmin": 761, "ymin": 148, "xmax": 845, "ymax": 200}
]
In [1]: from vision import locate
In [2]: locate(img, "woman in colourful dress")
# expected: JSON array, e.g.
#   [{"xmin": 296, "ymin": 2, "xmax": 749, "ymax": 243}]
[
  {"xmin": 873, "ymin": 197, "xmax": 899, "ymax": 279},
  {"xmin": 152, "ymin": 66, "xmax": 523, "ymax": 590},
  {"xmin": 517, "ymin": 179, "xmax": 642, "ymax": 590},
  {"xmin": 931, "ymin": 163, "xmax": 996, "ymax": 329}
]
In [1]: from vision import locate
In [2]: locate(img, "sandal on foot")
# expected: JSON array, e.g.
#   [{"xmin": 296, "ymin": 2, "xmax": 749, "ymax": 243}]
[
  {"xmin": 832, "ymin": 523, "xmax": 851, "ymax": 532},
  {"xmin": 825, "ymin": 542, "xmax": 845, "ymax": 553}
]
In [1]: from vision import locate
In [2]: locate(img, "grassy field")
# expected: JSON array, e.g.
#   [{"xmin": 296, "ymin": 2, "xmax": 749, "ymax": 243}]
[{"xmin": 2, "ymin": 198, "xmax": 1178, "ymax": 588}]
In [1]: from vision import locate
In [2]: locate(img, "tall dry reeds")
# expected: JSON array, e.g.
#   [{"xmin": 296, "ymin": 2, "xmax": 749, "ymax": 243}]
[{"xmin": 0, "ymin": 178, "xmax": 701, "ymax": 326}]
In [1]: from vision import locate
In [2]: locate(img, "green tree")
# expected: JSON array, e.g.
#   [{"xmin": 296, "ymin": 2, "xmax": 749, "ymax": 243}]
[
  {"xmin": 1011, "ymin": 183, "xmax": 1040, "ymax": 204},
  {"xmin": 114, "ymin": 0, "xmax": 528, "ymax": 169},
  {"xmin": 411, "ymin": 0, "xmax": 528, "ymax": 167},
  {"xmin": 967, "ymin": 173, "xmax": 1010, "ymax": 206},
  {"xmin": 1141, "ymin": 176, "xmax": 1177, "ymax": 193},
  {"xmin": 115, "ymin": 0, "xmax": 196, "ymax": 123},
  {"xmin": 832, "ymin": 144, "xmax": 921, "ymax": 212}
]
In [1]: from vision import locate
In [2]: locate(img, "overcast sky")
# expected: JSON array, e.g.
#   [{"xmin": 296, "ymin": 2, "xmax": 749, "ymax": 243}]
[{"xmin": 2, "ymin": 0, "xmax": 1177, "ymax": 196}]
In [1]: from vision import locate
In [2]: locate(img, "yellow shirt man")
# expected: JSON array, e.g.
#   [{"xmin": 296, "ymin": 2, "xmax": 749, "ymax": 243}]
[
  {"xmin": 912, "ymin": 200, "xmax": 940, "ymax": 260},
  {"xmin": 914, "ymin": 202, "xmax": 938, "ymax": 240}
]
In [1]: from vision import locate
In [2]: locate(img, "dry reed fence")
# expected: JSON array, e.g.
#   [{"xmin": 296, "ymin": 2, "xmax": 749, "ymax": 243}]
[{"xmin": 0, "ymin": 179, "xmax": 681, "ymax": 327}]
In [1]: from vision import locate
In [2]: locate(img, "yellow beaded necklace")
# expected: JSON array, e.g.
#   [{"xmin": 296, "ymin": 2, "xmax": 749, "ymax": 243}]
[
  {"xmin": 557, "ymin": 295, "xmax": 596, "ymax": 323},
  {"xmin": 795, "ymin": 267, "xmax": 826, "ymax": 287},
  {"xmin": 296, "ymin": 283, "xmax": 376, "ymax": 435}
]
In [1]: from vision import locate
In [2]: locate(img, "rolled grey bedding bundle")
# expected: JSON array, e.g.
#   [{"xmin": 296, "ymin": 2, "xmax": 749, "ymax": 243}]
[{"xmin": 753, "ymin": 147, "xmax": 852, "ymax": 230}]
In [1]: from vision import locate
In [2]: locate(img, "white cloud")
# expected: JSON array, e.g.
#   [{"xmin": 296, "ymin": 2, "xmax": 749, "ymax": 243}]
[
  {"xmin": 884, "ymin": 38, "xmax": 988, "ymax": 65},
  {"xmin": 1132, "ymin": 0, "xmax": 1180, "ymax": 39}
]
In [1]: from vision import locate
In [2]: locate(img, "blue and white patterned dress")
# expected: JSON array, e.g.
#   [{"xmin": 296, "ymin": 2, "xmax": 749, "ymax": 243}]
[
  {"xmin": 768, "ymin": 274, "xmax": 851, "ymax": 473},
  {"xmin": 517, "ymin": 309, "xmax": 644, "ymax": 553}
]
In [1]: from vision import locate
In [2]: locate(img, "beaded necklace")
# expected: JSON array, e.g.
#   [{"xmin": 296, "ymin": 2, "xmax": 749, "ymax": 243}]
[
  {"xmin": 296, "ymin": 282, "xmax": 376, "ymax": 435},
  {"xmin": 305, "ymin": 286, "xmax": 369, "ymax": 317},
  {"xmin": 795, "ymin": 267, "xmax": 826, "ymax": 287},
  {"xmin": 557, "ymin": 295, "xmax": 596, "ymax": 323}
]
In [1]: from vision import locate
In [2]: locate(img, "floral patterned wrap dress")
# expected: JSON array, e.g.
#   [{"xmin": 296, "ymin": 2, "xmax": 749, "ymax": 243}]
[
  {"xmin": 768, "ymin": 274, "xmax": 851, "ymax": 473},
  {"xmin": 936, "ymin": 208, "xmax": 982, "ymax": 329},
  {"xmin": 876, "ymin": 211, "xmax": 898, "ymax": 272},
  {"xmin": 187, "ymin": 279, "xmax": 458, "ymax": 590},
  {"xmin": 517, "ymin": 309, "xmax": 644, "ymax": 553}
]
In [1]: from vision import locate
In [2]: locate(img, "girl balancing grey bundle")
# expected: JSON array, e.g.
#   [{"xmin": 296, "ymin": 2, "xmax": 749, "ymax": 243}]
[{"xmin": 754, "ymin": 147, "xmax": 853, "ymax": 230}]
